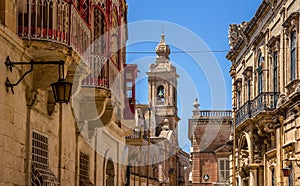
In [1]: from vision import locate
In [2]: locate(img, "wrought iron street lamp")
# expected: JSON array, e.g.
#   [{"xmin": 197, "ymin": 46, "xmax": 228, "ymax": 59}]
[
  {"xmin": 51, "ymin": 80, "xmax": 72, "ymax": 103},
  {"xmin": 282, "ymin": 167, "xmax": 291, "ymax": 177},
  {"xmin": 5, "ymin": 56, "xmax": 72, "ymax": 103}
]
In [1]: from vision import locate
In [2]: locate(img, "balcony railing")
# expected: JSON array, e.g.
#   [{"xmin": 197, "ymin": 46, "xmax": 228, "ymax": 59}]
[
  {"xmin": 82, "ymin": 54, "xmax": 109, "ymax": 89},
  {"xmin": 198, "ymin": 110, "xmax": 232, "ymax": 118},
  {"xmin": 236, "ymin": 100, "xmax": 251, "ymax": 126},
  {"xmin": 126, "ymin": 127, "xmax": 143, "ymax": 145},
  {"xmin": 17, "ymin": 0, "xmax": 91, "ymax": 64},
  {"xmin": 236, "ymin": 92, "xmax": 279, "ymax": 126}
]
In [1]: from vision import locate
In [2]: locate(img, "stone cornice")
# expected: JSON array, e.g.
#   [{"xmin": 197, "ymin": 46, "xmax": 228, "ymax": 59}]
[
  {"xmin": 282, "ymin": 12, "xmax": 299, "ymax": 27},
  {"xmin": 245, "ymin": 1, "xmax": 269, "ymax": 35}
]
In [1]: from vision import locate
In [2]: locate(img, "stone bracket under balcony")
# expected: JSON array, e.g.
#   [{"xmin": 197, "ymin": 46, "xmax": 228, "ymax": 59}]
[
  {"xmin": 16, "ymin": 40, "xmax": 90, "ymax": 94},
  {"xmin": 72, "ymin": 88, "xmax": 114, "ymax": 128},
  {"xmin": 235, "ymin": 92, "xmax": 279, "ymax": 127}
]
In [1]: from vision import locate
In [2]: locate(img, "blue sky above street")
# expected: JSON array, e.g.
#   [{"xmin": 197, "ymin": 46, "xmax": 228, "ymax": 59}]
[{"xmin": 125, "ymin": 0, "xmax": 263, "ymax": 151}]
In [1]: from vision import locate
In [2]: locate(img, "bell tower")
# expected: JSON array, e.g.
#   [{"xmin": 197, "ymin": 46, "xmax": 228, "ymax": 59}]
[{"xmin": 147, "ymin": 32, "xmax": 180, "ymax": 138}]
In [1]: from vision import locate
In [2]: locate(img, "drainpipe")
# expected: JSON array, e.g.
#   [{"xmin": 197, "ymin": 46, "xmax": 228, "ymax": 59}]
[{"xmin": 58, "ymin": 103, "xmax": 63, "ymax": 183}]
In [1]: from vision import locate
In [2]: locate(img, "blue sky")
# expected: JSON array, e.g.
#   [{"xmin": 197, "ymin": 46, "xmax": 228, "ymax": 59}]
[{"xmin": 125, "ymin": 0, "xmax": 263, "ymax": 151}]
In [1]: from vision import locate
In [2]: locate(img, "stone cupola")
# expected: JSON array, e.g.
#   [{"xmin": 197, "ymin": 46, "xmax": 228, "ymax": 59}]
[{"xmin": 155, "ymin": 32, "xmax": 170, "ymax": 60}]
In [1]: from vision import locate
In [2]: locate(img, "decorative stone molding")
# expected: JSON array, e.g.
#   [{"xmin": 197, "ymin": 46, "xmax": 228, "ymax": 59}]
[
  {"xmin": 276, "ymin": 94, "xmax": 287, "ymax": 108},
  {"xmin": 230, "ymin": 65, "xmax": 236, "ymax": 77},
  {"xmin": 282, "ymin": 12, "xmax": 299, "ymax": 28},
  {"xmin": 265, "ymin": 0, "xmax": 277, "ymax": 9},
  {"xmin": 286, "ymin": 79, "xmax": 300, "ymax": 96},
  {"xmin": 267, "ymin": 156, "xmax": 277, "ymax": 166},
  {"xmin": 242, "ymin": 66, "xmax": 253, "ymax": 81},
  {"xmin": 234, "ymin": 78, "xmax": 242, "ymax": 91},
  {"xmin": 228, "ymin": 22, "xmax": 249, "ymax": 49}
]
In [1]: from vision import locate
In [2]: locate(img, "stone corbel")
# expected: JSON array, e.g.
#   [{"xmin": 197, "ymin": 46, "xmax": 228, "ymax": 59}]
[
  {"xmin": 282, "ymin": 12, "xmax": 299, "ymax": 34},
  {"xmin": 26, "ymin": 89, "xmax": 38, "ymax": 107},
  {"xmin": 242, "ymin": 66, "xmax": 253, "ymax": 81},
  {"xmin": 237, "ymin": 23, "xmax": 249, "ymax": 45},
  {"xmin": 230, "ymin": 65, "xmax": 236, "ymax": 77},
  {"xmin": 276, "ymin": 94, "xmax": 287, "ymax": 108},
  {"xmin": 234, "ymin": 78, "xmax": 242, "ymax": 91}
]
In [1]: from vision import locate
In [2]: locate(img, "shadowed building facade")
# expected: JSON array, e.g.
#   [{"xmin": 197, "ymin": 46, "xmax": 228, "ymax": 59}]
[
  {"xmin": 227, "ymin": 0, "xmax": 300, "ymax": 185},
  {"xmin": 0, "ymin": 0, "xmax": 137, "ymax": 185}
]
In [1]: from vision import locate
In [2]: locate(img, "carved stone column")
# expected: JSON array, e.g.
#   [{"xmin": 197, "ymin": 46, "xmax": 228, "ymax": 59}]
[
  {"xmin": 249, "ymin": 165, "xmax": 258, "ymax": 186},
  {"xmin": 275, "ymin": 116, "xmax": 284, "ymax": 185}
]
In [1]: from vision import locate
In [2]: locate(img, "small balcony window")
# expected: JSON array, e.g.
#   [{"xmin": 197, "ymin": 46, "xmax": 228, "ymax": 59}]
[
  {"xmin": 290, "ymin": 31, "xmax": 296, "ymax": 81},
  {"xmin": 218, "ymin": 158, "xmax": 230, "ymax": 182},
  {"xmin": 258, "ymin": 53, "xmax": 263, "ymax": 95}
]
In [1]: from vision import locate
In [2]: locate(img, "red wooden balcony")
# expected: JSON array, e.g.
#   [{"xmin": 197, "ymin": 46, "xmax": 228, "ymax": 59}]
[
  {"xmin": 81, "ymin": 54, "xmax": 109, "ymax": 88},
  {"xmin": 17, "ymin": 0, "xmax": 91, "ymax": 64}
]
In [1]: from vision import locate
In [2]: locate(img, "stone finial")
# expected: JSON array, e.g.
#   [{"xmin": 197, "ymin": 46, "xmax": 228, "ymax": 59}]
[
  {"xmin": 162, "ymin": 119, "xmax": 170, "ymax": 131},
  {"xmin": 193, "ymin": 98, "xmax": 200, "ymax": 118},
  {"xmin": 160, "ymin": 31, "xmax": 165, "ymax": 43},
  {"xmin": 193, "ymin": 98, "xmax": 200, "ymax": 111}
]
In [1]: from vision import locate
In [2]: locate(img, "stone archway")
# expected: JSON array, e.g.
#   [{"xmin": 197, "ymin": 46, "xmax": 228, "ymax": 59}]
[
  {"xmin": 106, "ymin": 158, "xmax": 115, "ymax": 186},
  {"xmin": 238, "ymin": 133, "xmax": 251, "ymax": 185}
]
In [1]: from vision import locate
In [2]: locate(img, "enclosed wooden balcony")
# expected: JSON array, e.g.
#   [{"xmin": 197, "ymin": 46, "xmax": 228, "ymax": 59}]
[
  {"xmin": 82, "ymin": 54, "xmax": 109, "ymax": 89},
  {"xmin": 235, "ymin": 92, "xmax": 279, "ymax": 126},
  {"xmin": 17, "ymin": 0, "xmax": 91, "ymax": 64}
]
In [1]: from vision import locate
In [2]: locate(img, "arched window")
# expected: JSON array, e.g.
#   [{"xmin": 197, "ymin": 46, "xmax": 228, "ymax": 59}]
[
  {"xmin": 94, "ymin": 8, "xmax": 106, "ymax": 54},
  {"xmin": 106, "ymin": 159, "xmax": 115, "ymax": 186},
  {"xmin": 157, "ymin": 85, "xmax": 165, "ymax": 99},
  {"xmin": 75, "ymin": 0, "xmax": 90, "ymax": 24}
]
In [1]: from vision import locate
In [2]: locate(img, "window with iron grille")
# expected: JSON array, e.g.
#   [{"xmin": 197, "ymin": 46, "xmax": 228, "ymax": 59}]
[
  {"xmin": 32, "ymin": 131, "xmax": 49, "ymax": 170},
  {"xmin": 290, "ymin": 31, "xmax": 296, "ymax": 81},
  {"xmin": 218, "ymin": 158, "xmax": 230, "ymax": 182},
  {"xmin": 31, "ymin": 131, "xmax": 58, "ymax": 185},
  {"xmin": 80, "ymin": 152, "xmax": 93, "ymax": 185}
]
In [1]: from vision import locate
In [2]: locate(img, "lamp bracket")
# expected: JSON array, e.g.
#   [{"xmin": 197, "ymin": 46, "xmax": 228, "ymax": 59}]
[
  {"xmin": 5, "ymin": 56, "xmax": 64, "ymax": 94},
  {"xmin": 284, "ymin": 158, "xmax": 300, "ymax": 167}
]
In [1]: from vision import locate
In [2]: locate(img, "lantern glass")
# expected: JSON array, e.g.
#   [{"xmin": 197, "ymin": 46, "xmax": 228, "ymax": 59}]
[
  {"xmin": 282, "ymin": 167, "xmax": 291, "ymax": 177},
  {"xmin": 51, "ymin": 80, "xmax": 72, "ymax": 103}
]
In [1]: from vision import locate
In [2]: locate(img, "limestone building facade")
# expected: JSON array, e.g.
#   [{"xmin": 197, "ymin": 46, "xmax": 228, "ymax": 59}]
[
  {"xmin": 125, "ymin": 33, "xmax": 190, "ymax": 186},
  {"xmin": 227, "ymin": 0, "xmax": 300, "ymax": 185},
  {"xmin": 0, "ymin": 0, "xmax": 135, "ymax": 185},
  {"xmin": 188, "ymin": 99, "xmax": 232, "ymax": 186}
]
